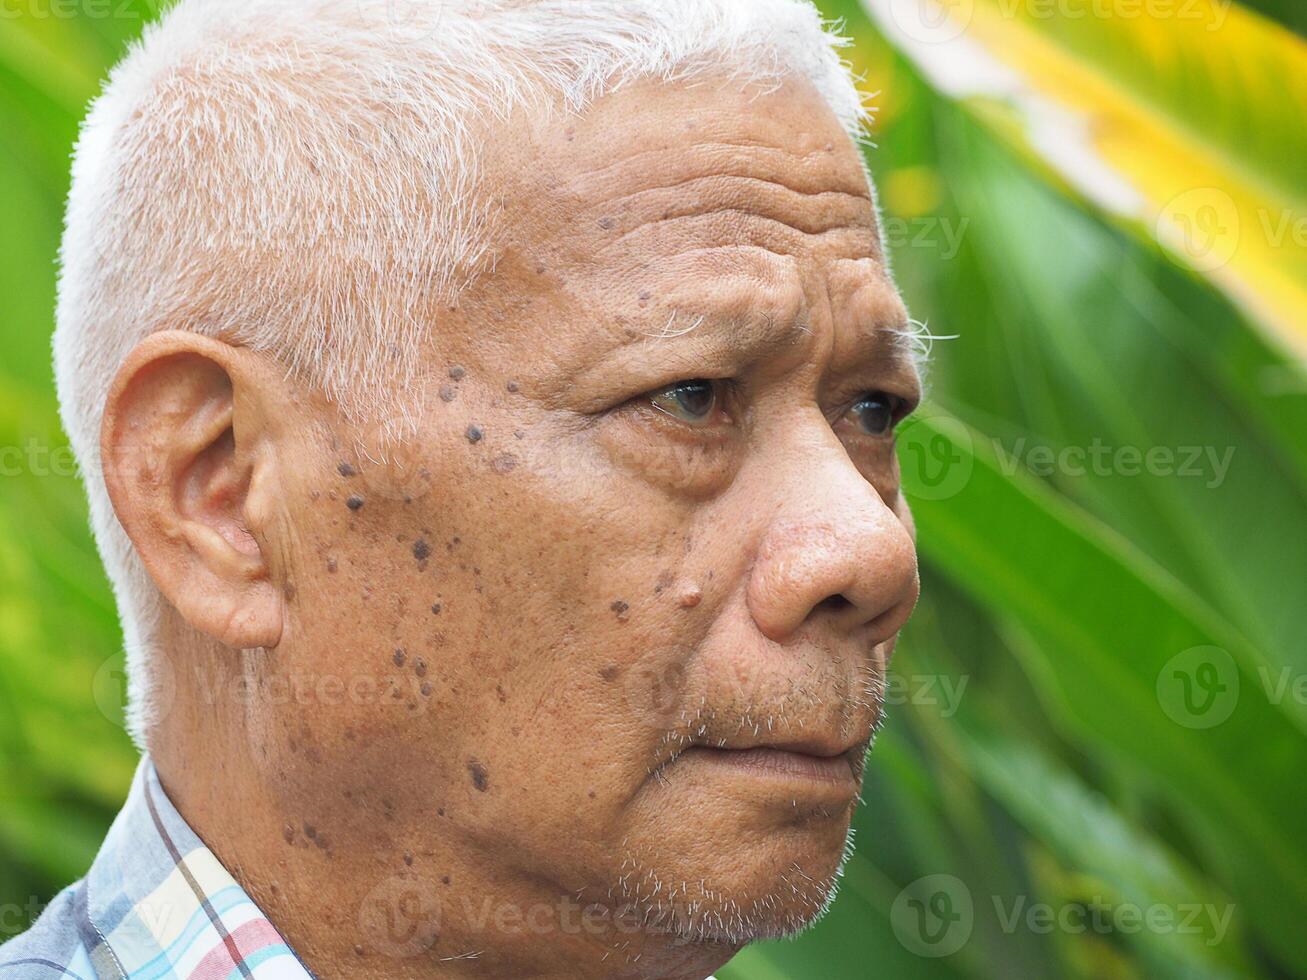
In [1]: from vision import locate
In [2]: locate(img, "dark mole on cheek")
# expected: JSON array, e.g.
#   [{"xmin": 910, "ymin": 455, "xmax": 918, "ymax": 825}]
[
  {"xmin": 431, "ymin": 603, "xmax": 441, "ymax": 614},
  {"xmin": 598, "ymin": 216, "xmax": 616, "ymax": 230},
  {"xmin": 327, "ymin": 557, "xmax": 338, "ymax": 573},
  {"xmin": 491, "ymin": 453, "xmax": 518, "ymax": 474},
  {"xmin": 283, "ymin": 581, "xmax": 296, "ymax": 600},
  {"xmin": 337, "ymin": 461, "xmax": 357, "ymax": 477},
  {"xmin": 439, "ymin": 383, "xmax": 457, "ymax": 402},
  {"xmin": 415, "ymin": 658, "xmax": 427, "ymax": 677},
  {"xmin": 466, "ymin": 424, "xmax": 483, "ymax": 443},
  {"xmin": 467, "ymin": 760, "xmax": 489, "ymax": 792},
  {"xmin": 449, "ymin": 365, "xmax": 466, "ymax": 380},
  {"xmin": 442, "ymin": 875, "xmax": 451, "ymax": 885},
  {"xmin": 404, "ymin": 852, "xmax": 414, "ymax": 867},
  {"xmin": 610, "ymin": 599, "xmax": 630, "ymax": 621},
  {"xmin": 420, "ymin": 681, "xmax": 432, "ymax": 697},
  {"xmin": 303, "ymin": 822, "xmax": 317, "ymax": 840},
  {"xmin": 599, "ymin": 665, "xmax": 621, "ymax": 682},
  {"xmin": 393, "ymin": 648, "xmax": 407, "ymax": 667},
  {"xmin": 346, "ymin": 495, "xmax": 364, "ymax": 511},
  {"xmin": 506, "ymin": 380, "xmax": 519, "ymax": 392},
  {"xmin": 413, "ymin": 538, "xmax": 431, "ymax": 562}
]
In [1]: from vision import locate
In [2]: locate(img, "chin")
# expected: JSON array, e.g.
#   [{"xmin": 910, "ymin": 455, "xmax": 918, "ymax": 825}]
[{"xmin": 613, "ymin": 812, "xmax": 858, "ymax": 946}]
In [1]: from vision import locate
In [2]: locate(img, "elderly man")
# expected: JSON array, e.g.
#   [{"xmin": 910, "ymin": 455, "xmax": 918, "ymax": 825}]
[{"xmin": 1, "ymin": 0, "xmax": 922, "ymax": 977}]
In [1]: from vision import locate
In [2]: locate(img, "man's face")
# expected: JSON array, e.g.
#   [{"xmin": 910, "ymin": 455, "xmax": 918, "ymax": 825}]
[{"xmin": 258, "ymin": 74, "xmax": 919, "ymax": 949}]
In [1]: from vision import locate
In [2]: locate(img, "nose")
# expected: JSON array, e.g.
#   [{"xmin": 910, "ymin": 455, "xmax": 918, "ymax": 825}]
[{"xmin": 746, "ymin": 454, "xmax": 919, "ymax": 646}]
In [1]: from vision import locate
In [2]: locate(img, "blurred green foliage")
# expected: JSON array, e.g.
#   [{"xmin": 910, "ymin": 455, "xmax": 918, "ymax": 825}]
[{"xmin": 1, "ymin": 1, "xmax": 1304, "ymax": 977}]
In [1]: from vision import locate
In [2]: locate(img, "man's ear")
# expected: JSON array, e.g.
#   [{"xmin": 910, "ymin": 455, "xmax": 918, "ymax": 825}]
[{"xmin": 101, "ymin": 331, "xmax": 287, "ymax": 650}]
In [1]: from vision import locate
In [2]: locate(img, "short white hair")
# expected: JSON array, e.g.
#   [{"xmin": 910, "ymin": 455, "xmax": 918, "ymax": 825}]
[{"xmin": 54, "ymin": 0, "xmax": 873, "ymax": 744}]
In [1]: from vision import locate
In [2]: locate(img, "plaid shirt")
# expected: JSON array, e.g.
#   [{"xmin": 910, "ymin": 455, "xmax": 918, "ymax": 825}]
[{"xmin": 0, "ymin": 759, "xmax": 313, "ymax": 979}]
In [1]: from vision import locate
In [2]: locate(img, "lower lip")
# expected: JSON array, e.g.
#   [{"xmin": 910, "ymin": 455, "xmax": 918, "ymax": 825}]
[{"xmin": 680, "ymin": 745, "xmax": 856, "ymax": 787}]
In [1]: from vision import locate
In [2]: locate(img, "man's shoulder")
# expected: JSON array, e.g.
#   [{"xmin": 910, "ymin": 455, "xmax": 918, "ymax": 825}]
[{"xmin": 0, "ymin": 882, "xmax": 98, "ymax": 978}]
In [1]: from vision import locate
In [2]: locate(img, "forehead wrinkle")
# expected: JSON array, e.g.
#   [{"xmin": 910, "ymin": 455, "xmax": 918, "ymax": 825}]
[
  {"xmin": 593, "ymin": 175, "xmax": 876, "ymax": 254},
  {"xmin": 566, "ymin": 140, "xmax": 872, "ymax": 202}
]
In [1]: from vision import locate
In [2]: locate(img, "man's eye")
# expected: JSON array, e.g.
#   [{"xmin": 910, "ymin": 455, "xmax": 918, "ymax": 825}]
[
  {"xmin": 846, "ymin": 392, "xmax": 900, "ymax": 437},
  {"xmin": 648, "ymin": 379, "xmax": 722, "ymax": 426}
]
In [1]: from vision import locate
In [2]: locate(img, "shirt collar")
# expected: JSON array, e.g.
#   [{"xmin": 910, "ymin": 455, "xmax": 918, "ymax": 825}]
[{"xmin": 77, "ymin": 758, "xmax": 313, "ymax": 979}]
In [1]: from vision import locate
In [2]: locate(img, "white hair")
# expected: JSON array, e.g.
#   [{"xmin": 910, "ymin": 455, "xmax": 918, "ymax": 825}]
[{"xmin": 54, "ymin": 0, "xmax": 873, "ymax": 744}]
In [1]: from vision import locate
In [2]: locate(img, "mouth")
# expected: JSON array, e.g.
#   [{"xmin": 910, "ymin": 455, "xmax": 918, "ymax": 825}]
[
  {"xmin": 681, "ymin": 744, "xmax": 858, "ymax": 784},
  {"xmin": 663, "ymin": 735, "xmax": 867, "ymax": 799}
]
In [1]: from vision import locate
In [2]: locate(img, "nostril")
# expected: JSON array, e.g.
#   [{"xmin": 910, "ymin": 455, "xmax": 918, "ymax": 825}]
[{"xmin": 816, "ymin": 593, "xmax": 853, "ymax": 612}]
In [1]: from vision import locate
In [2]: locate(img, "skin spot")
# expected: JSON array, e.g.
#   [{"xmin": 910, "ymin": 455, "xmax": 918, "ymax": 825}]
[
  {"xmin": 415, "ymin": 658, "xmax": 427, "ymax": 678},
  {"xmin": 337, "ymin": 461, "xmax": 357, "ymax": 477},
  {"xmin": 413, "ymin": 538, "xmax": 431, "ymax": 562},
  {"xmin": 326, "ymin": 557, "xmax": 338, "ymax": 573},
  {"xmin": 354, "ymin": 945, "xmax": 365, "ymax": 957},
  {"xmin": 449, "ymin": 365, "xmax": 466, "ymax": 380},
  {"xmin": 404, "ymin": 852, "xmax": 414, "ymax": 867},
  {"xmin": 430, "ymin": 603, "xmax": 441, "ymax": 614},
  {"xmin": 467, "ymin": 760, "xmax": 489, "ymax": 792},
  {"xmin": 598, "ymin": 216, "xmax": 616, "ymax": 230},
  {"xmin": 283, "ymin": 824, "xmax": 295, "ymax": 845},
  {"xmin": 439, "ymin": 383, "xmax": 457, "ymax": 402},
  {"xmin": 393, "ymin": 648, "xmax": 407, "ymax": 667},
  {"xmin": 466, "ymin": 424, "xmax": 484, "ymax": 443},
  {"xmin": 599, "ymin": 665, "xmax": 621, "ymax": 682},
  {"xmin": 678, "ymin": 587, "xmax": 702, "ymax": 609},
  {"xmin": 506, "ymin": 380, "xmax": 519, "ymax": 392},
  {"xmin": 303, "ymin": 822, "xmax": 317, "ymax": 841},
  {"xmin": 283, "ymin": 581, "xmax": 297, "ymax": 601},
  {"xmin": 513, "ymin": 429, "xmax": 525, "ymax": 440},
  {"xmin": 442, "ymin": 875, "xmax": 451, "ymax": 886},
  {"xmin": 610, "ymin": 599, "xmax": 630, "ymax": 622},
  {"xmin": 653, "ymin": 569, "xmax": 674, "ymax": 594},
  {"xmin": 346, "ymin": 495, "xmax": 364, "ymax": 511},
  {"xmin": 420, "ymin": 681, "xmax": 433, "ymax": 697},
  {"xmin": 534, "ymin": 263, "xmax": 546, "ymax": 274},
  {"xmin": 491, "ymin": 453, "xmax": 518, "ymax": 474},
  {"xmin": 496, "ymin": 684, "xmax": 507, "ymax": 704}
]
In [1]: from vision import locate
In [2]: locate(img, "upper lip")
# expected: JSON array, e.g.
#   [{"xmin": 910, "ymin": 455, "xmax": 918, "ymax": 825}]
[{"xmin": 684, "ymin": 734, "xmax": 863, "ymax": 761}]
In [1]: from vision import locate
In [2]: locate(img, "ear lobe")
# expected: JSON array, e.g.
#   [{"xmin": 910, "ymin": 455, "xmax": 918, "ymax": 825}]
[{"xmin": 102, "ymin": 333, "xmax": 284, "ymax": 650}]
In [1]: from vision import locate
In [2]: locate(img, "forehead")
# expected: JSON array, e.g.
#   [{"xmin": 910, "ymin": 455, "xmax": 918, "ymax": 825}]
[{"xmin": 472, "ymin": 73, "xmax": 908, "ymax": 380}]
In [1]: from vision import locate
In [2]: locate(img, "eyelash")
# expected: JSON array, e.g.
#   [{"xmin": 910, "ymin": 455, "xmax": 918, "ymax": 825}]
[{"xmin": 637, "ymin": 378, "xmax": 914, "ymax": 435}]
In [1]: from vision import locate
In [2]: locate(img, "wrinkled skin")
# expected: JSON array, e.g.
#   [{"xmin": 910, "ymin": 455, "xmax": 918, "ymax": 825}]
[{"xmin": 102, "ymin": 73, "xmax": 920, "ymax": 980}]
